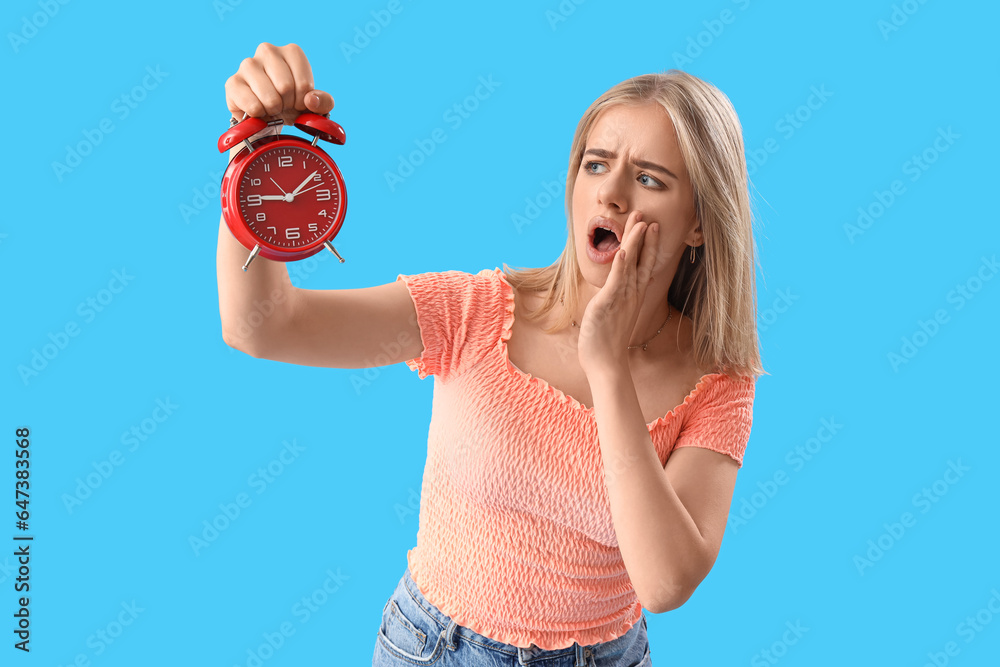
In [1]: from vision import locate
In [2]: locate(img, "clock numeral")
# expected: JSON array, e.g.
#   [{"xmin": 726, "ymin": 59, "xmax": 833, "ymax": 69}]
[
  {"xmin": 278, "ymin": 156, "xmax": 293, "ymax": 168},
  {"xmin": 308, "ymin": 223, "xmax": 318, "ymax": 233},
  {"xmin": 313, "ymin": 173, "xmax": 322, "ymax": 182},
  {"xmin": 251, "ymin": 178, "xmax": 261, "ymax": 186},
  {"xmin": 263, "ymin": 163, "xmax": 270, "ymax": 172},
  {"xmin": 286, "ymin": 227, "xmax": 300, "ymax": 240},
  {"xmin": 267, "ymin": 226, "xmax": 277, "ymax": 235},
  {"xmin": 256, "ymin": 213, "xmax": 266, "ymax": 222},
  {"xmin": 246, "ymin": 194, "xmax": 262, "ymax": 207},
  {"xmin": 318, "ymin": 209, "xmax": 327, "ymax": 217},
  {"xmin": 316, "ymin": 189, "xmax": 331, "ymax": 201}
]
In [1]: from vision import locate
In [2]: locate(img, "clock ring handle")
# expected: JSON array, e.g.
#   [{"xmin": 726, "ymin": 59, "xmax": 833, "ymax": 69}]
[
  {"xmin": 293, "ymin": 112, "xmax": 346, "ymax": 146},
  {"xmin": 217, "ymin": 114, "xmax": 269, "ymax": 153}
]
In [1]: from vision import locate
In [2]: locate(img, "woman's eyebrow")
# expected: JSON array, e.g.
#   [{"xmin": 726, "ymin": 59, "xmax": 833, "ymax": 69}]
[{"xmin": 583, "ymin": 147, "xmax": 679, "ymax": 181}]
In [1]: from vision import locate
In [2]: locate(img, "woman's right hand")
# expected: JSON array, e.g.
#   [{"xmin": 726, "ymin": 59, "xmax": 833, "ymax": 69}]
[{"xmin": 225, "ymin": 42, "xmax": 335, "ymax": 127}]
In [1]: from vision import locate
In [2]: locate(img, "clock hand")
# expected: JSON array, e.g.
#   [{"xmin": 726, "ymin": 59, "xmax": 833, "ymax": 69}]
[
  {"xmin": 252, "ymin": 174, "xmax": 322, "ymax": 204},
  {"xmin": 270, "ymin": 177, "xmax": 289, "ymax": 195},
  {"xmin": 290, "ymin": 182, "xmax": 325, "ymax": 196},
  {"xmin": 290, "ymin": 171, "xmax": 318, "ymax": 197}
]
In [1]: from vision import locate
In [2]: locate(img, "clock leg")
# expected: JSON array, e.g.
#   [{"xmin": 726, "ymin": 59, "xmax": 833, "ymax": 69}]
[
  {"xmin": 324, "ymin": 241, "xmax": 345, "ymax": 263},
  {"xmin": 242, "ymin": 244, "xmax": 261, "ymax": 272}
]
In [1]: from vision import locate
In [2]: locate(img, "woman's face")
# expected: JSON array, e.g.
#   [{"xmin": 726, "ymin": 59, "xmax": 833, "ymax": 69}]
[{"xmin": 571, "ymin": 102, "xmax": 702, "ymax": 291}]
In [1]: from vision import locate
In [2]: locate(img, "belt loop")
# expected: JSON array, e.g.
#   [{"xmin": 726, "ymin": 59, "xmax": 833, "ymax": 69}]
[
  {"xmin": 574, "ymin": 643, "xmax": 585, "ymax": 667},
  {"xmin": 444, "ymin": 619, "xmax": 459, "ymax": 651}
]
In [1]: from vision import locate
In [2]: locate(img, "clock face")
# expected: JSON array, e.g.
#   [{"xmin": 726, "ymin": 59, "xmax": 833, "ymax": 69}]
[{"xmin": 238, "ymin": 144, "xmax": 344, "ymax": 249}]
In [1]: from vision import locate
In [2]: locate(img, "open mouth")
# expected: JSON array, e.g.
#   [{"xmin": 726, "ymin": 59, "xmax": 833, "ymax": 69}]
[{"xmin": 591, "ymin": 226, "xmax": 621, "ymax": 252}]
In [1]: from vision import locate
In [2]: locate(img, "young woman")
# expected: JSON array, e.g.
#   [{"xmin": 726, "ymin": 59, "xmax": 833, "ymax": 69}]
[{"xmin": 218, "ymin": 42, "xmax": 764, "ymax": 667}]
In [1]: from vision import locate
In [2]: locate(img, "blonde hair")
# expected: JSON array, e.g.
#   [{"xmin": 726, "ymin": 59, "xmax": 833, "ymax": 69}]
[{"xmin": 502, "ymin": 70, "xmax": 765, "ymax": 380}]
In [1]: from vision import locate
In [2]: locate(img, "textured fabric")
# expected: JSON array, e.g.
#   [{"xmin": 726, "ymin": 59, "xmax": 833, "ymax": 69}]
[
  {"xmin": 373, "ymin": 565, "xmax": 652, "ymax": 666},
  {"xmin": 394, "ymin": 266, "xmax": 756, "ymax": 650}
]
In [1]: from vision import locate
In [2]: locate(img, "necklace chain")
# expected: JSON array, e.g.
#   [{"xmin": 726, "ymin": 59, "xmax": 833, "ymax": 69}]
[{"xmin": 561, "ymin": 297, "xmax": 672, "ymax": 352}]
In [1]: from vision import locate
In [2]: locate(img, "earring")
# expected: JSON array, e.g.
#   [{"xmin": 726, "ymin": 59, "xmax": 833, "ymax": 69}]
[{"xmin": 689, "ymin": 245, "xmax": 696, "ymax": 263}]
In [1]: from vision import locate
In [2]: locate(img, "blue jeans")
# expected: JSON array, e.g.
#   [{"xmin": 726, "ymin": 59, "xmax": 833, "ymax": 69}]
[{"xmin": 372, "ymin": 566, "xmax": 653, "ymax": 666}]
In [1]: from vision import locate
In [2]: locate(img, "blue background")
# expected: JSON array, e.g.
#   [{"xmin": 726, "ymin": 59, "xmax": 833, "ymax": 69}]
[{"xmin": 4, "ymin": 0, "xmax": 998, "ymax": 665}]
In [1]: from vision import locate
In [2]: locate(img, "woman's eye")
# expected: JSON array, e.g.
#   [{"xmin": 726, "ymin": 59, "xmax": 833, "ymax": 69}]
[
  {"xmin": 639, "ymin": 174, "xmax": 663, "ymax": 188},
  {"xmin": 584, "ymin": 161, "xmax": 606, "ymax": 174}
]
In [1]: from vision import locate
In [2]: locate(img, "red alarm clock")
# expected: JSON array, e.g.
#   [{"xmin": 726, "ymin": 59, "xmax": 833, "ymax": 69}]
[{"xmin": 218, "ymin": 112, "xmax": 347, "ymax": 271}]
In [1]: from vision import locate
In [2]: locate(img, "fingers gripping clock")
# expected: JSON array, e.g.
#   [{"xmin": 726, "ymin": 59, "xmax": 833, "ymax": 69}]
[{"xmin": 218, "ymin": 112, "xmax": 348, "ymax": 272}]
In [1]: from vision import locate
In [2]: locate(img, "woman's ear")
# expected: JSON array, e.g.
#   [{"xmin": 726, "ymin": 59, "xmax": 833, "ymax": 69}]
[{"xmin": 686, "ymin": 219, "xmax": 704, "ymax": 248}]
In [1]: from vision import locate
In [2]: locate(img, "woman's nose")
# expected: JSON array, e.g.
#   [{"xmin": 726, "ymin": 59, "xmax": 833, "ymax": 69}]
[{"xmin": 596, "ymin": 171, "xmax": 629, "ymax": 211}]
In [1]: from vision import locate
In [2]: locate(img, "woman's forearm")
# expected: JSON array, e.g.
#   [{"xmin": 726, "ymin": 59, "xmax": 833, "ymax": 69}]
[{"xmin": 589, "ymin": 362, "xmax": 711, "ymax": 613}]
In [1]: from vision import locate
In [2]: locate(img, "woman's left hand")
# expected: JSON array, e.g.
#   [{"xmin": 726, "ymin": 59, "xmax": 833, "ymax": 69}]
[{"xmin": 578, "ymin": 210, "xmax": 660, "ymax": 378}]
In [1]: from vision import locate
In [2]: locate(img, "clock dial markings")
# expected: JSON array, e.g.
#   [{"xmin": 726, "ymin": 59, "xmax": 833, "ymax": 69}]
[{"xmin": 239, "ymin": 145, "xmax": 342, "ymax": 248}]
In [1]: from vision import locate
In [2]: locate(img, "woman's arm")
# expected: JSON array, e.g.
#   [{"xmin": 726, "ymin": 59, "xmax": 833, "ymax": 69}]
[
  {"xmin": 217, "ymin": 42, "xmax": 327, "ymax": 353},
  {"xmin": 589, "ymin": 364, "xmax": 733, "ymax": 614},
  {"xmin": 217, "ymin": 43, "xmax": 423, "ymax": 369}
]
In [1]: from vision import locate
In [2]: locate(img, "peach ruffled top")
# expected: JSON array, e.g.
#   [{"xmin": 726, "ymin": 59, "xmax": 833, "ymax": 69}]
[{"xmin": 395, "ymin": 267, "xmax": 755, "ymax": 650}]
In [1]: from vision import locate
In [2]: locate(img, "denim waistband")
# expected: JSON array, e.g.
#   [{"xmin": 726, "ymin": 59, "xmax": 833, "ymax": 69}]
[{"xmin": 399, "ymin": 564, "xmax": 645, "ymax": 665}]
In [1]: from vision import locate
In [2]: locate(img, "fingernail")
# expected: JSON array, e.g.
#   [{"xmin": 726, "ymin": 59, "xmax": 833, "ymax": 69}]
[{"xmin": 310, "ymin": 92, "xmax": 321, "ymax": 106}]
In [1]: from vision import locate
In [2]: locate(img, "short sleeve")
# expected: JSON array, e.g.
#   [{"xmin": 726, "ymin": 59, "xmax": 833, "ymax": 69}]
[
  {"xmin": 672, "ymin": 374, "xmax": 756, "ymax": 469},
  {"xmin": 395, "ymin": 268, "xmax": 506, "ymax": 383}
]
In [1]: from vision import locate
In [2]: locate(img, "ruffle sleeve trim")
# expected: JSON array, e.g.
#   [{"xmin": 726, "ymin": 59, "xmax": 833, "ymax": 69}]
[{"xmin": 396, "ymin": 273, "xmax": 434, "ymax": 380}]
